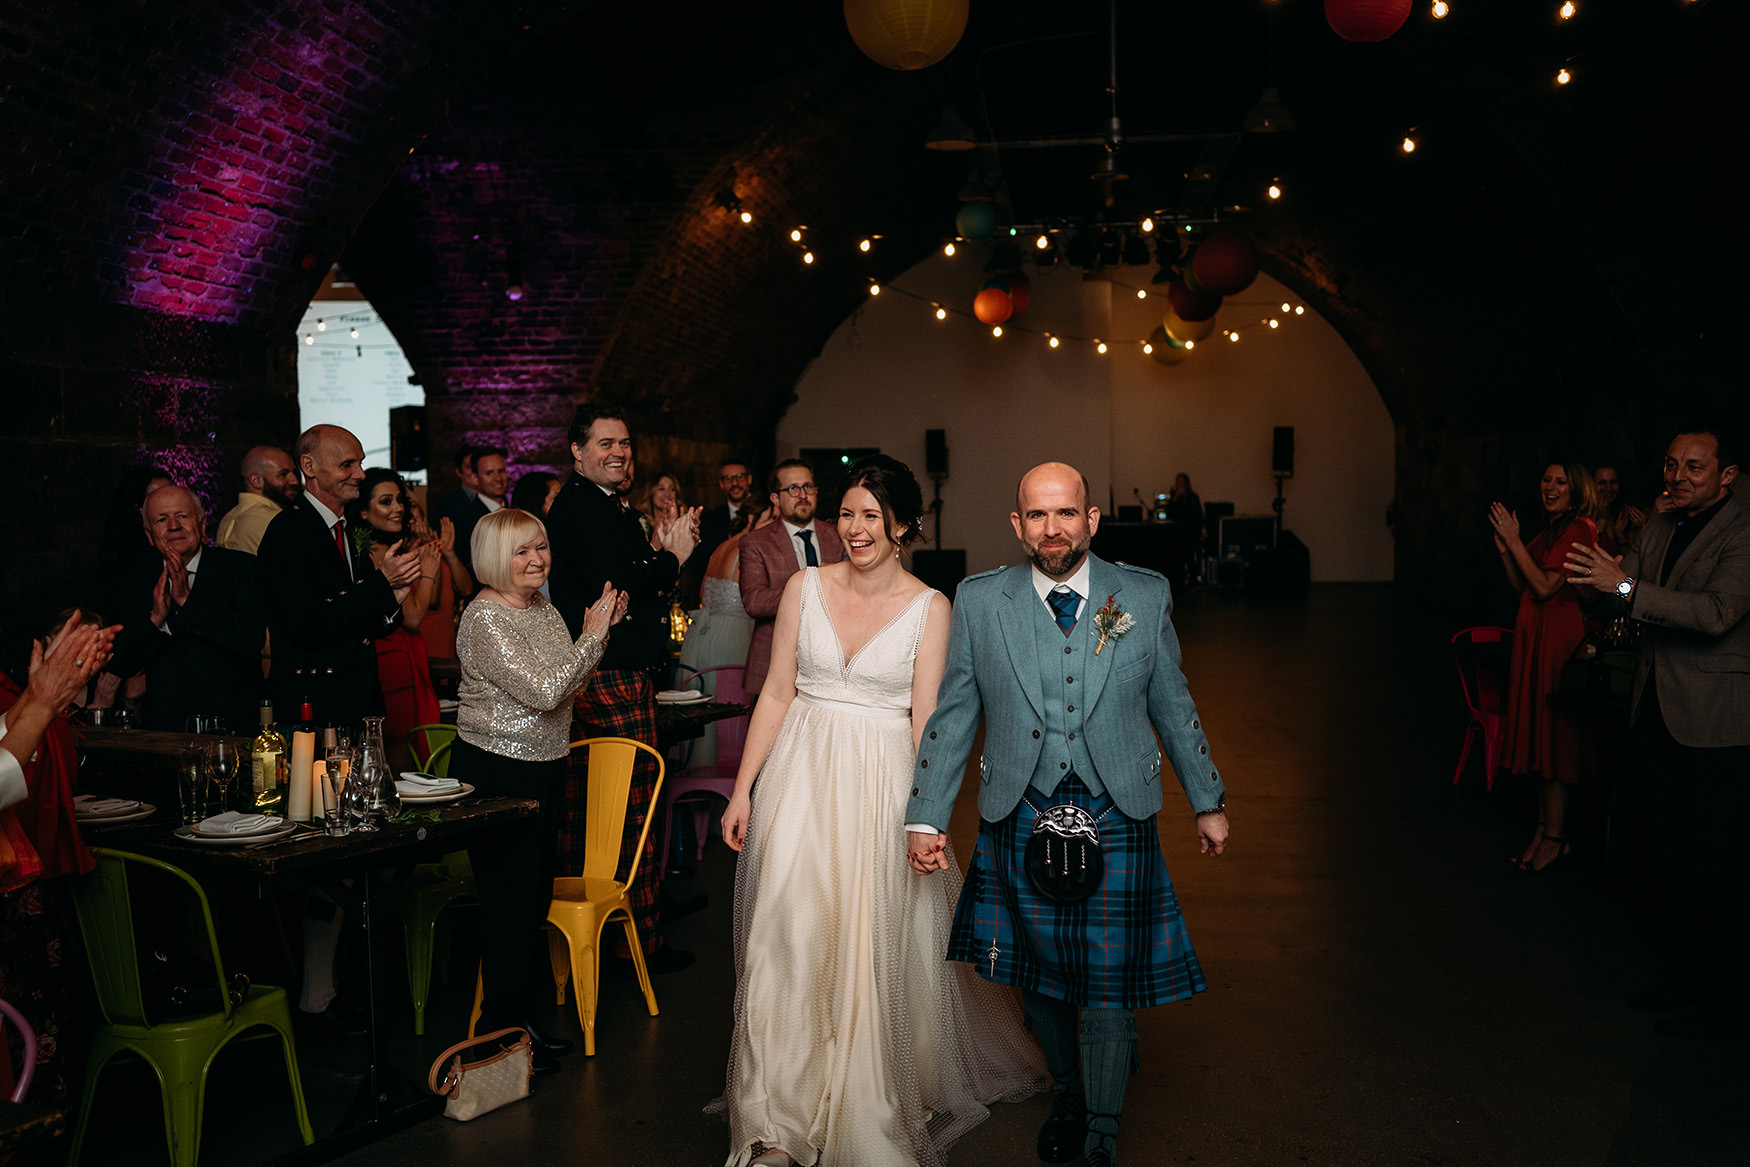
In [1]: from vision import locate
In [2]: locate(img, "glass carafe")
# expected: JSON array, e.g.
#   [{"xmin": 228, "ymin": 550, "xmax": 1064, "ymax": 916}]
[{"xmin": 351, "ymin": 715, "xmax": 401, "ymax": 830}]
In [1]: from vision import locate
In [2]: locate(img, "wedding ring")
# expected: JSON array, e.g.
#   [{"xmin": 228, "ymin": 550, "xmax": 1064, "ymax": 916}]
[{"xmin": 75, "ymin": 658, "xmax": 85, "ymax": 667}]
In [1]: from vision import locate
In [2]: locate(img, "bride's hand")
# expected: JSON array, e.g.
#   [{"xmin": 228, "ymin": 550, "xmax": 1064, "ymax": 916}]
[{"xmin": 722, "ymin": 793, "xmax": 751, "ymax": 852}]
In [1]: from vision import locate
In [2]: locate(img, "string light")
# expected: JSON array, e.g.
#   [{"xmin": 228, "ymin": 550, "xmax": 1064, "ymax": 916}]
[
  {"xmin": 315, "ymin": 318, "xmax": 326, "ymax": 331},
  {"xmin": 349, "ymin": 326, "xmax": 359, "ymax": 339},
  {"xmin": 1140, "ymin": 218, "xmax": 1154, "ymax": 233},
  {"xmin": 1267, "ymin": 183, "xmax": 1282, "ymax": 200},
  {"xmin": 1228, "ymin": 331, "xmax": 1240, "ymax": 343},
  {"xmin": 1401, "ymin": 135, "xmax": 1418, "ymax": 154},
  {"xmin": 1141, "ymin": 341, "xmax": 1154, "ymax": 354},
  {"xmin": 991, "ymin": 325, "xmax": 1003, "ymax": 338},
  {"xmin": 1268, "ymin": 318, "xmax": 1280, "ymax": 329},
  {"xmin": 1035, "ymin": 234, "xmax": 1050, "ymax": 250},
  {"xmin": 1047, "ymin": 335, "xmax": 1060, "ymax": 349},
  {"xmin": 1555, "ymin": 66, "xmax": 1571, "ymax": 85},
  {"xmin": 1295, "ymin": 306, "xmax": 1304, "ymax": 315},
  {"xmin": 802, "ymin": 251, "xmax": 815, "ymax": 265},
  {"xmin": 1136, "ymin": 288, "xmax": 1148, "ymax": 300},
  {"xmin": 943, "ymin": 242, "xmax": 957, "ymax": 257},
  {"xmin": 791, "ymin": 228, "xmax": 804, "ymax": 242},
  {"xmin": 303, "ymin": 333, "xmax": 314, "ymax": 345},
  {"xmin": 1432, "ymin": 1, "xmax": 1449, "ymax": 17},
  {"xmin": 934, "ymin": 304, "xmax": 947, "ymax": 320},
  {"xmin": 739, "ymin": 210, "xmax": 753, "ymax": 224},
  {"xmin": 1281, "ymin": 302, "xmax": 1291, "ymax": 312},
  {"xmin": 1095, "ymin": 340, "xmax": 1108, "ymax": 354},
  {"xmin": 1559, "ymin": 1, "xmax": 1575, "ymax": 19},
  {"xmin": 868, "ymin": 283, "xmax": 881, "ymax": 296},
  {"xmin": 859, "ymin": 238, "xmax": 872, "ymax": 253}
]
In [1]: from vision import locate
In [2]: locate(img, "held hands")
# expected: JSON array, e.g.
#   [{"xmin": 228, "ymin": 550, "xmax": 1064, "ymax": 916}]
[
  {"xmin": 581, "ymin": 582, "xmax": 625, "ymax": 641},
  {"xmin": 907, "ymin": 830, "xmax": 950, "ymax": 874}
]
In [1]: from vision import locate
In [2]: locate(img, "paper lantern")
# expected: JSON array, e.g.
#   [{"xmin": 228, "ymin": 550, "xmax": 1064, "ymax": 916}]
[
  {"xmin": 1324, "ymin": 0, "xmax": 1411, "ymax": 43},
  {"xmin": 980, "ymin": 274, "xmax": 1011, "ymax": 292},
  {"xmin": 1164, "ymin": 312, "xmax": 1216, "ymax": 344},
  {"xmin": 955, "ymin": 201, "xmax": 997, "ymax": 240},
  {"xmin": 973, "ymin": 288, "xmax": 1013, "ymax": 325},
  {"xmin": 845, "ymin": 0, "xmax": 970, "ymax": 71},
  {"xmin": 1192, "ymin": 230, "xmax": 1261, "ymax": 297},
  {"xmin": 1007, "ymin": 272, "xmax": 1031, "ymax": 317},
  {"xmin": 1167, "ymin": 276, "xmax": 1220, "ymax": 323},
  {"xmin": 1148, "ymin": 326, "xmax": 1192, "ymax": 365}
]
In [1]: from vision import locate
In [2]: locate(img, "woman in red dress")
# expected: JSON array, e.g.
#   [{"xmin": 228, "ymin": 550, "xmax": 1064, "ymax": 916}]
[{"xmin": 1487, "ymin": 457, "xmax": 1601, "ymax": 872}]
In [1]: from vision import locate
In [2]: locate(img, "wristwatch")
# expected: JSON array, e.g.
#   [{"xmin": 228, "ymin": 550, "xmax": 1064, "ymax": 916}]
[{"xmin": 1616, "ymin": 576, "xmax": 1635, "ymax": 599}]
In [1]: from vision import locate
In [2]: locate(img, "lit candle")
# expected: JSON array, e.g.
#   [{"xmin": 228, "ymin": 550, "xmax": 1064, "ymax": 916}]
[{"xmin": 288, "ymin": 730, "xmax": 315, "ymax": 821}]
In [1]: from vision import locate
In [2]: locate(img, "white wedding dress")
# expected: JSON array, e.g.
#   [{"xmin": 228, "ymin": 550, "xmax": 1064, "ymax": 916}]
[{"xmin": 716, "ymin": 569, "xmax": 1044, "ymax": 1167}]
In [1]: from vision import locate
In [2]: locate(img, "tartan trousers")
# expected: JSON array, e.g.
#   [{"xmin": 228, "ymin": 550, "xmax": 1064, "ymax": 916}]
[{"xmin": 563, "ymin": 667, "xmax": 662, "ymax": 957}]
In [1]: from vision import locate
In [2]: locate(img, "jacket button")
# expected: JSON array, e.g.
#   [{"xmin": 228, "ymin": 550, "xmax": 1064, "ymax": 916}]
[
  {"xmin": 912, "ymin": 788, "xmax": 919, "ymax": 796},
  {"xmin": 1198, "ymin": 745, "xmax": 1207, "ymax": 754},
  {"xmin": 1033, "ymin": 730, "xmax": 1041, "ymax": 739},
  {"xmin": 1060, "ymin": 761, "xmax": 1068, "ymax": 769},
  {"xmin": 1065, "ymin": 676, "xmax": 1074, "ymax": 684},
  {"xmin": 1064, "ymin": 646, "xmax": 1072, "ymax": 654},
  {"xmin": 1192, "ymin": 720, "xmax": 1200, "ymax": 729},
  {"xmin": 929, "ymin": 731, "xmax": 937, "ymax": 740},
  {"xmin": 920, "ymin": 759, "xmax": 928, "ymax": 768},
  {"xmin": 1067, "ymin": 704, "xmax": 1075, "ymax": 712},
  {"xmin": 1068, "ymin": 733, "xmax": 1075, "ymax": 741},
  {"xmin": 1210, "ymin": 771, "xmax": 1218, "ymax": 780}
]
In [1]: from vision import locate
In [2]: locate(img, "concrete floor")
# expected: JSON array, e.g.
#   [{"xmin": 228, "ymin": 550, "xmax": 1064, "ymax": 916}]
[{"xmin": 70, "ymin": 584, "xmax": 1747, "ymax": 1165}]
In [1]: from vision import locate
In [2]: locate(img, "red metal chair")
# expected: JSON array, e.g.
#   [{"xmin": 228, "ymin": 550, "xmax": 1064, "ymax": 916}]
[
  {"xmin": 660, "ymin": 665, "xmax": 751, "ymax": 863},
  {"xmin": 1451, "ymin": 626, "xmax": 1514, "ymax": 790}
]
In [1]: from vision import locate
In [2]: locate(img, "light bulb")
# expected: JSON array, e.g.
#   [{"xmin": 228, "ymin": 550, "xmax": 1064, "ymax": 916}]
[
  {"xmin": 1402, "ymin": 136, "xmax": 1417, "ymax": 154},
  {"xmin": 303, "ymin": 333, "xmax": 314, "ymax": 345},
  {"xmin": 316, "ymin": 319, "xmax": 326, "ymax": 331},
  {"xmin": 992, "ymin": 325, "xmax": 1003, "ymax": 338},
  {"xmin": 1229, "ymin": 332, "xmax": 1240, "ymax": 342},
  {"xmin": 1141, "ymin": 218, "xmax": 1154, "ymax": 233},
  {"xmin": 1294, "ymin": 306, "xmax": 1304, "ymax": 315},
  {"xmin": 1556, "ymin": 67, "xmax": 1571, "ymax": 85},
  {"xmin": 1048, "ymin": 335, "xmax": 1060, "ymax": 349},
  {"xmin": 944, "ymin": 242, "xmax": 957, "ymax": 257},
  {"xmin": 1559, "ymin": 2, "xmax": 1575, "ymax": 19},
  {"xmin": 1142, "ymin": 342, "xmax": 1154, "ymax": 354},
  {"xmin": 1184, "ymin": 340, "xmax": 1195, "ymax": 350},
  {"xmin": 1281, "ymin": 302, "xmax": 1291, "ymax": 313},
  {"xmin": 1267, "ymin": 183, "xmax": 1282, "ymax": 200},
  {"xmin": 802, "ymin": 251, "xmax": 814, "ymax": 265},
  {"xmin": 1035, "ymin": 234, "xmax": 1050, "ymax": 250},
  {"xmin": 1096, "ymin": 340, "xmax": 1108, "ymax": 354},
  {"xmin": 1268, "ymin": 319, "xmax": 1280, "ymax": 329},
  {"xmin": 790, "ymin": 228, "xmax": 803, "ymax": 242},
  {"xmin": 859, "ymin": 238, "xmax": 872, "ymax": 253},
  {"xmin": 1136, "ymin": 289, "xmax": 1148, "ymax": 300},
  {"xmin": 935, "ymin": 306, "xmax": 947, "ymax": 321},
  {"xmin": 349, "ymin": 327, "xmax": 359, "ymax": 338},
  {"xmin": 739, "ymin": 211, "xmax": 752, "ymax": 224},
  {"xmin": 868, "ymin": 283, "xmax": 881, "ymax": 296},
  {"xmin": 1432, "ymin": 1, "xmax": 1449, "ymax": 17}
]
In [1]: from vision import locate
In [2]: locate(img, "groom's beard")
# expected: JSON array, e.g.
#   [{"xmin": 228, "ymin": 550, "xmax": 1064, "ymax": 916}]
[{"xmin": 1028, "ymin": 539, "xmax": 1088, "ymax": 578}]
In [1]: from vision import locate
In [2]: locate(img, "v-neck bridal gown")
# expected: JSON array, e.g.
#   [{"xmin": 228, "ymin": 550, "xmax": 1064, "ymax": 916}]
[{"xmin": 715, "ymin": 569, "xmax": 1044, "ymax": 1167}]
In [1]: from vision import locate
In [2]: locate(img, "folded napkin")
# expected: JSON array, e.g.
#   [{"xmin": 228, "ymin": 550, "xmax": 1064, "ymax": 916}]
[
  {"xmin": 198, "ymin": 811, "xmax": 277, "ymax": 835},
  {"xmin": 73, "ymin": 795, "xmax": 142, "ymax": 815},
  {"xmin": 656, "ymin": 689, "xmax": 704, "ymax": 702},
  {"xmin": 397, "ymin": 773, "xmax": 461, "ymax": 795}
]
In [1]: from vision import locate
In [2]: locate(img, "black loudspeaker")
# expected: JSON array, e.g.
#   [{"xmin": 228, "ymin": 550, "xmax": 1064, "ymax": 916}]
[
  {"xmin": 1272, "ymin": 426, "xmax": 1294, "ymax": 478},
  {"xmin": 925, "ymin": 429, "xmax": 949, "ymax": 477},
  {"xmin": 390, "ymin": 405, "xmax": 427, "ymax": 472}
]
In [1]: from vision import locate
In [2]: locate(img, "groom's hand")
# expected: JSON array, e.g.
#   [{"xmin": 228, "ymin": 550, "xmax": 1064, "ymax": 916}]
[{"xmin": 907, "ymin": 830, "xmax": 949, "ymax": 874}]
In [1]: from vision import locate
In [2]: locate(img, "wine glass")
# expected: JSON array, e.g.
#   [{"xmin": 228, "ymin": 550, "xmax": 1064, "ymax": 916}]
[{"xmin": 205, "ymin": 739, "xmax": 241, "ymax": 816}]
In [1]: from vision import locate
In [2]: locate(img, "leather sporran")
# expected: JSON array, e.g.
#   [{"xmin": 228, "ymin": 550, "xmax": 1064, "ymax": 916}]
[
  {"xmin": 1025, "ymin": 804, "xmax": 1105, "ymax": 903},
  {"xmin": 428, "ymin": 1027, "xmax": 532, "ymax": 1121}
]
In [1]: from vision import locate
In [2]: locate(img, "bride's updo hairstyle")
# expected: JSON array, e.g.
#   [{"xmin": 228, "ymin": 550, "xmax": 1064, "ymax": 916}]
[{"xmin": 837, "ymin": 454, "xmax": 928, "ymax": 549}]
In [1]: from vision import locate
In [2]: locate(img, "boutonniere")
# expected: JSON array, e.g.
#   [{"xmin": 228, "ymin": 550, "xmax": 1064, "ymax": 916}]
[{"xmin": 1092, "ymin": 594, "xmax": 1134, "ymax": 655}]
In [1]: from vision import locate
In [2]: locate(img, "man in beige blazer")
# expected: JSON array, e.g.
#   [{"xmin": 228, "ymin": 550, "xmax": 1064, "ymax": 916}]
[{"xmin": 1568, "ymin": 426, "xmax": 1750, "ymax": 1040}]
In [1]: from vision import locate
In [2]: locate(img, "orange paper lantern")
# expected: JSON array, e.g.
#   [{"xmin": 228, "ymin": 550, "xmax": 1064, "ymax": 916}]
[
  {"xmin": 973, "ymin": 288, "xmax": 1013, "ymax": 324},
  {"xmin": 845, "ymin": 0, "xmax": 970, "ymax": 71}
]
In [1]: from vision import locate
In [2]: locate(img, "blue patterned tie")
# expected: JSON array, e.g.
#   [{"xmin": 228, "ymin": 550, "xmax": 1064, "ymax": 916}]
[{"xmin": 1048, "ymin": 586, "xmax": 1079, "ymax": 636}]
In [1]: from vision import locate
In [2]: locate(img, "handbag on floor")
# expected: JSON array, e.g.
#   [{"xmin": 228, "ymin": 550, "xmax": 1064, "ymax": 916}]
[{"xmin": 428, "ymin": 1027, "xmax": 532, "ymax": 1121}]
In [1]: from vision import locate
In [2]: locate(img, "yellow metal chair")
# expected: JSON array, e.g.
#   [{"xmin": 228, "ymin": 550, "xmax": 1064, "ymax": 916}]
[
  {"xmin": 469, "ymin": 736, "xmax": 664, "ymax": 1055},
  {"xmin": 67, "ymin": 848, "xmax": 314, "ymax": 1167},
  {"xmin": 406, "ymin": 723, "xmax": 458, "ymax": 777}
]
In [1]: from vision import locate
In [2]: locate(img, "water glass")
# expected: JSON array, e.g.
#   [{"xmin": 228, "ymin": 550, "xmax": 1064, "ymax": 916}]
[
  {"xmin": 177, "ymin": 745, "xmax": 206, "ymax": 824},
  {"xmin": 113, "ymin": 708, "xmax": 136, "ymax": 731},
  {"xmin": 187, "ymin": 714, "xmax": 226, "ymax": 735},
  {"xmin": 205, "ymin": 739, "xmax": 241, "ymax": 815}
]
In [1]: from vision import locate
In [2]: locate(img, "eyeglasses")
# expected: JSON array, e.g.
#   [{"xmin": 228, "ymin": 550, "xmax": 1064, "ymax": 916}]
[
  {"xmin": 720, "ymin": 473, "xmax": 751, "ymax": 483},
  {"xmin": 776, "ymin": 483, "xmax": 819, "ymax": 498}
]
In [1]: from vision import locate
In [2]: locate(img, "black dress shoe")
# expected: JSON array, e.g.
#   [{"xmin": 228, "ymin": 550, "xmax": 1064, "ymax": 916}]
[
  {"xmin": 298, "ymin": 1000, "xmax": 367, "ymax": 1039},
  {"xmin": 522, "ymin": 1018, "xmax": 575, "ymax": 1058},
  {"xmin": 1037, "ymin": 1093, "xmax": 1086, "ymax": 1163}
]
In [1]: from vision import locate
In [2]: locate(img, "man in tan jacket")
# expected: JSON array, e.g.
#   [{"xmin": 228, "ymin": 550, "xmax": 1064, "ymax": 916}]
[{"xmin": 1568, "ymin": 426, "xmax": 1750, "ymax": 1040}]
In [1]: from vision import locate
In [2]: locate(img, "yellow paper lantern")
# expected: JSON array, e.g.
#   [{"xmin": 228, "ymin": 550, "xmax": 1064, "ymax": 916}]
[
  {"xmin": 1164, "ymin": 311, "xmax": 1216, "ymax": 345},
  {"xmin": 844, "ymin": 0, "xmax": 969, "ymax": 71}
]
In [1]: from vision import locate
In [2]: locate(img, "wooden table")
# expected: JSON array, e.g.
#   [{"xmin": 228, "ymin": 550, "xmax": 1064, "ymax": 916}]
[
  {"xmin": 75, "ymin": 726, "xmax": 253, "ymax": 760},
  {"xmin": 656, "ymin": 700, "xmax": 750, "ymax": 747},
  {"xmin": 0, "ymin": 1101, "xmax": 66, "ymax": 1155},
  {"xmin": 95, "ymin": 796, "xmax": 537, "ymax": 1164}
]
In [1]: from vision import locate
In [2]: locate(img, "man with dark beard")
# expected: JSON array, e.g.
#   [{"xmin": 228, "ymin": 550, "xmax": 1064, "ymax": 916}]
[{"xmin": 906, "ymin": 461, "xmax": 1231, "ymax": 1167}]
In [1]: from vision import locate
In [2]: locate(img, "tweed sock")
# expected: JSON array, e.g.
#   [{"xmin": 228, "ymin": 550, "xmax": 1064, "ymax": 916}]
[
  {"xmin": 1080, "ymin": 1006, "xmax": 1137, "ymax": 1161},
  {"xmin": 1023, "ymin": 989, "xmax": 1083, "ymax": 1099}
]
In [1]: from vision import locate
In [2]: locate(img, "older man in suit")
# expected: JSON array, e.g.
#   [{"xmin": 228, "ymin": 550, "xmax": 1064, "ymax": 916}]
[
  {"xmin": 738, "ymin": 458, "xmax": 845, "ymax": 695},
  {"xmin": 109, "ymin": 485, "xmax": 266, "ymax": 734},
  {"xmin": 257, "ymin": 425, "xmax": 422, "ymax": 726},
  {"xmin": 907, "ymin": 462, "xmax": 1230, "ymax": 1167},
  {"xmin": 1568, "ymin": 426, "xmax": 1750, "ymax": 1040}
]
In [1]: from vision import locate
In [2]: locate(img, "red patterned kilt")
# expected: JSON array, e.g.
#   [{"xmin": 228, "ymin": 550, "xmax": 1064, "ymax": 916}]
[
  {"xmin": 946, "ymin": 776, "xmax": 1206, "ymax": 1010},
  {"xmin": 564, "ymin": 668, "xmax": 662, "ymax": 956}
]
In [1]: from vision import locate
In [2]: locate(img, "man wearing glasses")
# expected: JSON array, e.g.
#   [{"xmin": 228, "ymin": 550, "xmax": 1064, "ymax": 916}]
[
  {"xmin": 738, "ymin": 458, "xmax": 844, "ymax": 695},
  {"xmin": 689, "ymin": 459, "xmax": 755, "ymax": 608}
]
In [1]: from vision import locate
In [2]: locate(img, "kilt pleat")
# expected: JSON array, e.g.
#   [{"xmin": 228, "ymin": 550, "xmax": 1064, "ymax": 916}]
[{"xmin": 946, "ymin": 776, "xmax": 1206, "ymax": 1010}]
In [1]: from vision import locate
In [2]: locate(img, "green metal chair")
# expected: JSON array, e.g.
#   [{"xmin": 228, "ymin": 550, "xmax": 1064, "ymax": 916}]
[
  {"xmin": 398, "ymin": 721, "xmax": 475, "ymax": 1034},
  {"xmin": 67, "ymin": 848, "xmax": 314, "ymax": 1167}
]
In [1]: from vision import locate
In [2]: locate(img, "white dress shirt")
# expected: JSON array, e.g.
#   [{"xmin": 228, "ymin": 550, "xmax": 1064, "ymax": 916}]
[
  {"xmin": 784, "ymin": 520, "xmax": 819, "ymax": 570},
  {"xmin": 303, "ymin": 491, "xmax": 351, "ymax": 581}
]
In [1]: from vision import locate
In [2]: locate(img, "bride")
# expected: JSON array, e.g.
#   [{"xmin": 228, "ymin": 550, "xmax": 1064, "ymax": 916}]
[{"xmin": 716, "ymin": 455, "xmax": 1043, "ymax": 1167}]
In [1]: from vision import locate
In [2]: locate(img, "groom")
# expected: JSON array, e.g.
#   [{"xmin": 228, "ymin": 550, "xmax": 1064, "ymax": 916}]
[{"xmin": 907, "ymin": 462, "xmax": 1230, "ymax": 1167}]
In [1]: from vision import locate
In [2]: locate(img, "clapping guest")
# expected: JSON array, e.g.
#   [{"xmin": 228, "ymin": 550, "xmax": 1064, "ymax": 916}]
[
  {"xmin": 455, "ymin": 508, "xmax": 625, "ymax": 1072},
  {"xmin": 347, "ymin": 468, "xmax": 443, "ymax": 771},
  {"xmin": 1592, "ymin": 464, "xmax": 1648, "ymax": 558},
  {"xmin": 405, "ymin": 499, "xmax": 474, "ymax": 664},
  {"xmin": 1487, "ymin": 457, "xmax": 1601, "ymax": 872}
]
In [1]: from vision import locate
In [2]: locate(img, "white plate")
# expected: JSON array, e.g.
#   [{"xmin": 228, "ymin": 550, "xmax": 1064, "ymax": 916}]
[
  {"xmin": 398, "ymin": 782, "xmax": 474, "ymax": 805},
  {"xmin": 75, "ymin": 802, "xmax": 157, "ymax": 825},
  {"xmin": 193, "ymin": 815, "xmax": 287, "ymax": 839},
  {"xmin": 173, "ymin": 822, "xmax": 299, "ymax": 847},
  {"xmin": 73, "ymin": 799, "xmax": 145, "ymax": 819},
  {"xmin": 655, "ymin": 689, "xmax": 704, "ymax": 703},
  {"xmin": 657, "ymin": 693, "xmax": 711, "ymax": 705}
]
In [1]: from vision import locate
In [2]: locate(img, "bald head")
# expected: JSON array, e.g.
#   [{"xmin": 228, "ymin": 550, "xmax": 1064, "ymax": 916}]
[
  {"xmin": 142, "ymin": 485, "xmax": 207, "ymax": 563},
  {"xmin": 296, "ymin": 424, "xmax": 366, "ymax": 513},
  {"xmin": 1012, "ymin": 462, "xmax": 1100, "ymax": 579},
  {"xmin": 241, "ymin": 445, "xmax": 300, "ymax": 504}
]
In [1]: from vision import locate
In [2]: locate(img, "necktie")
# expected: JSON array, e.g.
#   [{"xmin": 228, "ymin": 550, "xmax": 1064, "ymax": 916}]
[
  {"xmin": 333, "ymin": 520, "xmax": 350, "ymax": 579},
  {"xmin": 796, "ymin": 528, "xmax": 818, "ymax": 567},
  {"xmin": 1048, "ymin": 586, "xmax": 1079, "ymax": 636}
]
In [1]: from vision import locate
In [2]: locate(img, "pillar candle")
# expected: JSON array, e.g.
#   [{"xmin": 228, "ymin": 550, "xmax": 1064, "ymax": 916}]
[
  {"xmin": 288, "ymin": 730, "xmax": 315, "ymax": 821},
  {"xmin": 310, "ymin": 760, "xmax": 328, "ymax": 823}
]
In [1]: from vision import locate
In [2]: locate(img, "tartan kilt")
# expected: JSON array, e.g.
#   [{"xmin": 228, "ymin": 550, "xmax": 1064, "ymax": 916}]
[
  {"xmin": 946, "ymin": 776, "xmax": 1206, "ymax": 1010},
  {"xmin": 562, "ymin": 667, "xmax": 662, "ymax": 957}
]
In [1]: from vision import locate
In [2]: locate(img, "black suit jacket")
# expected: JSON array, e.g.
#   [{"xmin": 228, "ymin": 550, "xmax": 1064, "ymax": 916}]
[
  {"xmin": 547, "ymin": 472, "xmax": 680, "ymax": 671},
  {"xmin": 435, "ymin": 489, "xmax": 490, "ymax": 577},
  {"xmin": 109, "ymin": 546, "xmax": 266, "ymax": 734},
  {"xmin": 682, "ymin": 502, "xmax": 739, "ymax": 610},
  {"xmin": 256, "ymin": 502, "xmax": 401, "ymax": 726}
]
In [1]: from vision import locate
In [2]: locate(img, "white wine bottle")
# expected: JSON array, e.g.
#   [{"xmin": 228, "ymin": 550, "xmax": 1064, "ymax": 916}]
[{"xmin": 251, "ymin": 700, "xmax": 289, "ymax": 815}]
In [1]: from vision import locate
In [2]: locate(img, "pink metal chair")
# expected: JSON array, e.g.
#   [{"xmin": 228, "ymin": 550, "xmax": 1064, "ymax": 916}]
[
  {"xmin": 1, "ymin": 996, "xmax": 36, "ymax": 1102},
  {"xmin": 1451, "ymin": 626, "xmax": 1514, "ymax": 790},
  {"xmin": 660, "ymin": 665, "xmax": 751, "ymax": 863}
]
